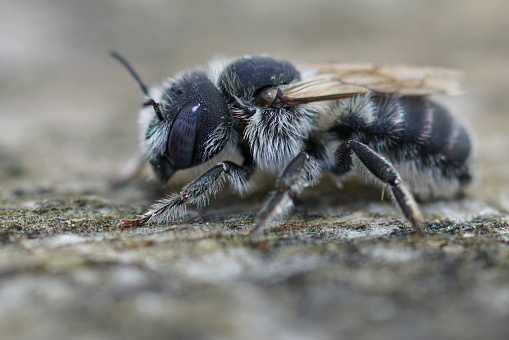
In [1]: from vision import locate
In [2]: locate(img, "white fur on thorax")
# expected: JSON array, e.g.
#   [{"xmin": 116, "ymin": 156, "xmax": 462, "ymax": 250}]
[{"xmin": 244, "ymin": 105, "xmax": 319, "ymax": 173}]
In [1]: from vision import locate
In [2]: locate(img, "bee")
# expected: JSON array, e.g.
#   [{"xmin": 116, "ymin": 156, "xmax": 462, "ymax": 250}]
[{"xmin": 111, "ymin": 52, "xmax": 475, "ymax": 241}]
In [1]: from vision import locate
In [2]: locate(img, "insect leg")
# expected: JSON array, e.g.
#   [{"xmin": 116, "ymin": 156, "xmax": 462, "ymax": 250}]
[
  {"xmin": 119, "ymin": 161, "xmax": 253, "ymax": 226},
  {"xmin": 335, "ymin": 139, "xmax": 424, "ymax": 237},
  {"xmin": 251, "ymin": 152, "xmax": 322, "ymax": 242}
]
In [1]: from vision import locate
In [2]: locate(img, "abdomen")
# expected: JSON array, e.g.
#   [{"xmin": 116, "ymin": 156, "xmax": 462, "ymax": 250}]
[
  {"xmin": 378, "ymin": 96, "xmax": 475, "ymax": 200},
  {"xmin": 334, "ymin": 95, "xmax": 476, "ymax": 200}
]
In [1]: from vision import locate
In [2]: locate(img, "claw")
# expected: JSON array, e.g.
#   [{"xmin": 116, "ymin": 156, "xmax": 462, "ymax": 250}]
[{"xmin": 118, "ymin": 215, "xmax": 150, "ymax": 228}]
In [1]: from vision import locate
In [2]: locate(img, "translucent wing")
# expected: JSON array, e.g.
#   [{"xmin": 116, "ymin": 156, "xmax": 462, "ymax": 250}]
[{"xmin": 279, "ymin": 63, "xmax": 463, "ymax": 106}]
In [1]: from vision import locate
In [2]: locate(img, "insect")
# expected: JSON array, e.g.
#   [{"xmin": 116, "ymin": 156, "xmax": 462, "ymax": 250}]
[{"xmin": 111, "ymin": 52, "xmax": 475, "ymax": 241}]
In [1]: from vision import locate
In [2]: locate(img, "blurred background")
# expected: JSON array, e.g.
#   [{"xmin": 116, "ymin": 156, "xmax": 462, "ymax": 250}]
[{"xmin": 1, "ymin": 0, "xmax": 508, "ymax": 201}]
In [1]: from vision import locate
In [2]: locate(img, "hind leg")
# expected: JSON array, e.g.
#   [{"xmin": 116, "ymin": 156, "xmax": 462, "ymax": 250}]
[{"xmin": 335, "ymin": 139, "xmax": 424, "ymax": 237}]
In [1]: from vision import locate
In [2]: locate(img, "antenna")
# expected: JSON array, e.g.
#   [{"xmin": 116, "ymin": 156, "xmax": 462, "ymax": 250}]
[{"xmin": 111, "ymin": 51, "xmax": 164, "ymax": 121}]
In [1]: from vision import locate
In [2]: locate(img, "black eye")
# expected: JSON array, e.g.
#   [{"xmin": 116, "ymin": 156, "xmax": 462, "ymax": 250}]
[
  {"xmin": 167, "ymin": 103, "xmax": 200, "ymax": 168},
  {"xmin": 150, "ymin": 71, "xmax": 231, "ymax": 172}
]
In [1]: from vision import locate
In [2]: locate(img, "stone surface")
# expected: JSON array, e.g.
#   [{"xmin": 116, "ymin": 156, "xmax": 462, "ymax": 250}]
[{"xmin": 1, "ymin": 1, "xmax": 509, "ymax": 339}]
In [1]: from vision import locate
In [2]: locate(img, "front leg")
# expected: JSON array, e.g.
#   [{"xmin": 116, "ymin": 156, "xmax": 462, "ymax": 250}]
[
  {"xmin": 119, "ymin": 161, "xmax": 253, "ymax": 226},
  {"xmin": 251, "ymin": 152, "xmax": 322, "ymax": 242}
]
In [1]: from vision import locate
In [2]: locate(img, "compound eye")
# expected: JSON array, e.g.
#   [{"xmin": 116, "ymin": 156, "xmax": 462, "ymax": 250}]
[{"xmin": 167, "ymin": 103, "xmax": 200, "ymax": 168}]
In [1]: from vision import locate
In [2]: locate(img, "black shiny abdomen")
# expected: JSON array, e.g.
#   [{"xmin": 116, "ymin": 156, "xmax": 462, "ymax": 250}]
[
  {"xmin": 401, "ymin": 97, "xmax": 472, "ymax": 182},
  {"xmin": 335, "ymin": 96, "xmax": 473, "ymax": 185}
]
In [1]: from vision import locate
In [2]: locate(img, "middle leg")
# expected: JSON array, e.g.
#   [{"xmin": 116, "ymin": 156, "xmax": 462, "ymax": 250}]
[{"xmin": 251, "ymin": 152, "xmax": 322, "ymax": 242}]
